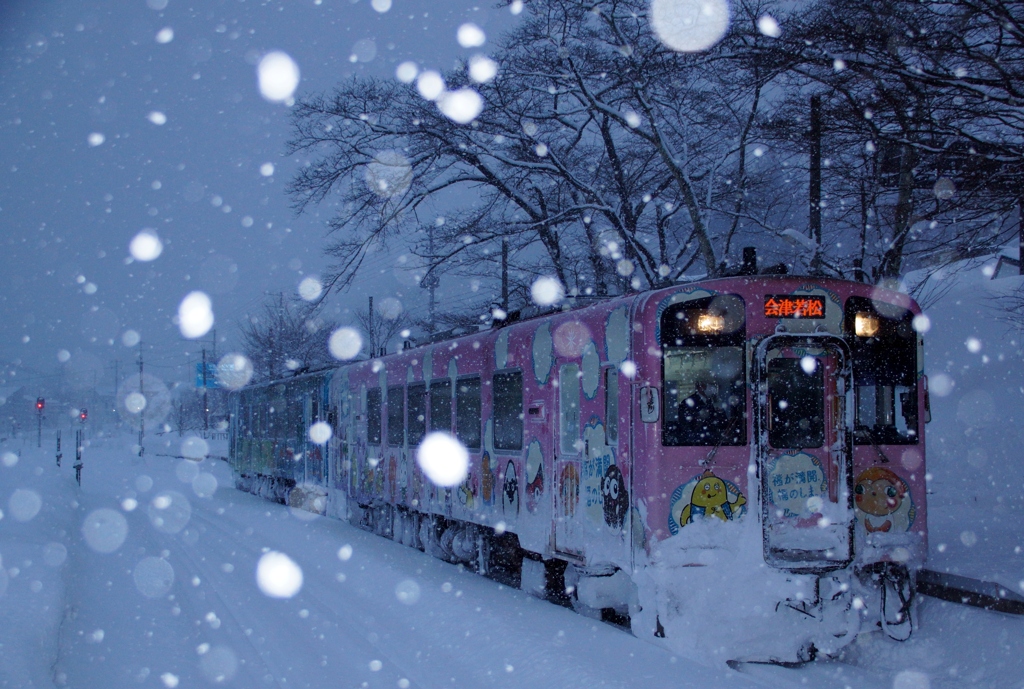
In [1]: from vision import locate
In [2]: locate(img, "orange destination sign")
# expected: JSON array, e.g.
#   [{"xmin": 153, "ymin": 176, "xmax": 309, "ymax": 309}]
[{"xmin": 764, "ymin": 295, "xmax": 825, "ymax": 318}]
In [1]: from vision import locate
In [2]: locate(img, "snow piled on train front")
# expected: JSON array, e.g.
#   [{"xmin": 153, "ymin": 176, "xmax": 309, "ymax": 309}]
[{"xmin": 631, "ymin": 516, "xmax": 858, "ymax": 664}]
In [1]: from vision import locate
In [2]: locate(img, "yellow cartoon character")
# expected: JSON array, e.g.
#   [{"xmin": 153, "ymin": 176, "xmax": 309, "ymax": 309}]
[{"xmin": 679, "ymin": 470, "xmax": 746, "ymax": 525}]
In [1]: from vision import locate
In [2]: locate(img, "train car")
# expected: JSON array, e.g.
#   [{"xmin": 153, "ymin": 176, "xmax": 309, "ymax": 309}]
[
  {"xmin": 230, "ymin": 368, "xmax": 333, "ymax": 511},
  {"xmin": 229, "ymin": 272, "xmax": 927, "ymax": 663}
]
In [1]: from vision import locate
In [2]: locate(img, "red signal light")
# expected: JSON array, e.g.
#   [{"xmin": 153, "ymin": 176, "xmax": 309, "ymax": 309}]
[{"xmin": 36, "ymin": 397, "xmax": 44, "ymax": 411}]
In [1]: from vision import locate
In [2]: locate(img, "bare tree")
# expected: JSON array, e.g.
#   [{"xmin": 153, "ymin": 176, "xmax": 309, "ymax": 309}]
[
  {"xmin": 239, "ymin": 296, "xmax": 336, "ymax": 382},
  {"xmin": 353, "ymin": 299, "xmax": 411, "ymax": 357}
]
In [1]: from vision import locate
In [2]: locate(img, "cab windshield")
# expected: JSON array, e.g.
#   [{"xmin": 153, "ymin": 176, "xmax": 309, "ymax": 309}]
[
  {"xmin": 845, "ymin": 297, "xmax": 919, "ymax": 445},
  {"xmin": 660, "ymin": 295, "xmax": 747, "ymax": 447}
]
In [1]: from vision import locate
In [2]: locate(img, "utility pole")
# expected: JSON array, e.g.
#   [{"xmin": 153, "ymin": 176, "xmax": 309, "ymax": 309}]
[
  {"xmin": 368, "ymin": 296, "xmax": 374, "ymax": 355},
  {"xmin": 501, "ymin": 238, "xmax": 509, "ymax": 313},
  {"xmin": 210, "ymin": 329, "xmax": 216, "ymax": 429},
  {"xmin": 429, "ymin": 228, "xmax": 436, "ymax": 333},
  {"xmin": 276, "ymin": 293, "xmax": 284, "ymax": 378},
  {"xmin": 138, "ymin": 340, "xmax": 144, "ymax": 458},
  {"xmin": 202, "ymin": 345, "xmax": 209, "ymax": 430},
  {"xmin": 809, "ymin": 94, "xmax": 823, "ymax": 274}
]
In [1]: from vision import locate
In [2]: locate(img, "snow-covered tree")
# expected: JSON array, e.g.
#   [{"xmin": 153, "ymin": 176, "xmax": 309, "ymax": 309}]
[
  {"xmin": 287, "ymin": 0, "xmax": 787, "ymax": 302},
  {"xmin": 755, "ymin": 0, "xmax": 1024, "ymax": 280}
]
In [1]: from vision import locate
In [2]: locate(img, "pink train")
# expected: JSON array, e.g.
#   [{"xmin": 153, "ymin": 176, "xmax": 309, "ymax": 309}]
[{"xmin": 230, "ymin": 273, "xmax": 928, "ymax": 662}]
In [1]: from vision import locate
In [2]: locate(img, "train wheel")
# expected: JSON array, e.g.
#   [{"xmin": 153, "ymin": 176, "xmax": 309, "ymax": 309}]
[
  {"xmin": 543, "ymin": 559, "xmax": 572, "ymax": 608},
  {"xmin": 486, "ymin": 532, "xmax": 523, "ymax": 588}
]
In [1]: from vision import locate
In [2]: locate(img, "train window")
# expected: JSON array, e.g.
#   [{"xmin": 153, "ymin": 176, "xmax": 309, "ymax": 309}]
[
  {"xmin": 493, "ymin": 370, "xmax": 523, "ymax": 451},
  {"xmin": 559, "ymin": 363, "xmax": 581, "ymax": 454},
  {"xmin": 660, "ymin": 295, "xmax": 746, "ymax": 447},
  {"xmin": 844, "ymin": 297, "xmax": 918, "ymax": 444},
  {"xmin": 408, "ymin": 383, "xmax": 427, "ymax": 447},
  {"xmin": 387, "ymin": 385, "xmax": 405, "ymax": 446},
  {"xmin": 605, "ymin": 367, "xmax": 618, "ymax": 445},
  {"xmin": 429, "ymin": 379, "xmax": 452, "ymax": 432},
  {"xmin": 767, "ymin": 357, "xmax": 824, "ymax": 449},
  {"xmin": 456, "ymin": 376, "xmax": 482, "ymax": 449},
  {"xmin": 367, "ymin": 388, "xmax": 382, "ymax": 445}
]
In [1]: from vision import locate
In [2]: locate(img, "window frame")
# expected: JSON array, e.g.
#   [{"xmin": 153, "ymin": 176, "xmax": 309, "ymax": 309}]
[
  {"xmin": 659, "ymin": 294, "xmax": 747, "ymax": 447},
  {"xmin": 559, "ymin": 362, "xmax": 581, "ymax": 455},
  {"xmin": 407, "ymin": 382, "xmax": 427, "ymax": 448},
  {"xmin": 455, "ymin": 375, "xmax": 482, "ymax": 450},
  {"xmin": 844, "ymin": 296, "xmax": 920, "ymax": 445},
  {"xmin": 766, "ymin": 356, "xmax": 825, "ymax": 450},
  {"xmin": 429, "ymin": 379, "xmax": 452, "ymax": 433},
  {"xmin": 387, "ymin": 385, "xmax": 405, "ymax": 447},
  {"xmin": 366, "ymin": 387, "xmax": 382, "ymax": 446},
  {"xmin": 493, "ymin": 369, "xmax": 524, "ymax": 452}
]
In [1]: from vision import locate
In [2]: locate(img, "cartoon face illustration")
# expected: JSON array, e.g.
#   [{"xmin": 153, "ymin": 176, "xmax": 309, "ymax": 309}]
[
  {"xmin": 527, "ymin": 461, "xmax": 544, "ymax": 506},
  {"xmin": 601, "ymin": 464, "xmax": 628, "ymax": 529},
  {"xmin": 675, "ymin": 470, "xmax": 746, "ymax": 528},
  {"xmin": 855, "ymin": 467, "xmax": 903, "ymax": 516},
  {"xmin": 855, "ymin": 467, "xmax": 913, "ymax": 533},
  {"xmin": 525, "ymin": 440, "xmax": 544, "ymax": 513},
  {"xmin": 502, "ymin": 460, "xmax": 519, "ymax": 515}
]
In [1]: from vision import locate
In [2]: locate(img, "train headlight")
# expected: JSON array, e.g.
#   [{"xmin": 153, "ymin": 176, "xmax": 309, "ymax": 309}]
[
  {"xmin": 695, "ymin": 312, "xmax": 725, "ymax": 334},
  {"xmin": 855, "ymin": 312, "xmax": 880, "ymax": 337}
]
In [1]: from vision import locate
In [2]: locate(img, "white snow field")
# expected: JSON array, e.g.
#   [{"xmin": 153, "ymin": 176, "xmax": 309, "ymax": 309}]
[
  {"xmin": 3, "ymin": 435, "xmax": 763, "ymax": 689},
  {"xmin": 2, "ymin": 260, "xmax": 1023, "ymax": 689}
]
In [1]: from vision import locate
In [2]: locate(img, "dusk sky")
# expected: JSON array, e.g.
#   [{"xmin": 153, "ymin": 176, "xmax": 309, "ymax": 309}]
[{"xmin": 1, "ymin": 0, "xmax": 515, "ymax": 395}]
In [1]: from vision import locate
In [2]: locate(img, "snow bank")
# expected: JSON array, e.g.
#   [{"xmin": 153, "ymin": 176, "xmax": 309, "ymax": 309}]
[
  {"xmin": 910, "ymin": 258, "xmax": 1024, "ymax": 588},
  {"xmin": 633, "ymin": 516, "xmax": 857, "ymax": 664}
]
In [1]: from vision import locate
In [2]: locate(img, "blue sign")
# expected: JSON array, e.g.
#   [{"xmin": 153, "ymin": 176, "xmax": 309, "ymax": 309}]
[{"xmin": 195, "ymin": 362, "xmax": 220, "ymax": 389}]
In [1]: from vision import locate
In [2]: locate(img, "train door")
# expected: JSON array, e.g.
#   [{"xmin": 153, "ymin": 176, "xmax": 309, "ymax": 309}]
[
  {"xmin": 755, "ymin": 334, "xmax": 854, "ymax": 572},
  {"xmin": 553, "ymin": 362, "xmax": 583, "ymax": 557}
]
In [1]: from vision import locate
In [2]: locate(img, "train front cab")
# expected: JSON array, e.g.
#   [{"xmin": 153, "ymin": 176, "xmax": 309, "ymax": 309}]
[{"xmin": 634, "ymin": 280, "xmax": 926, "ymax": 660}]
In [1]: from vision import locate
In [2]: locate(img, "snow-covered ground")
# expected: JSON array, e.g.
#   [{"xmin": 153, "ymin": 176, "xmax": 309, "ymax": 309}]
[
  {"xmin": 2, "ymin": 262, "xmax": 1024, "ymax": 689},
  {"xmin": 3, "ymin": 434, "xmax": 763, "ymax": 689}
]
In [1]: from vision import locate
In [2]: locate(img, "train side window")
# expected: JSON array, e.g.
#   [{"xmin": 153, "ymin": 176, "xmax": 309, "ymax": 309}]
[
  {"xmin": 605, "ymin": 367, "xmax": 618, "ymax": 446},
  {"xmin": 429, "ymin": 379, "xmax": 452, "ymax": 432},
  {"xmin": 367, "ymin": 388, "xmax": 382, "ymax": 445},
  {"xmin": 456, "ymin": 376, "xmax": 482, "ymax": 449},
  {"xmin": 493, "ymin": 370, "xmax": 523, "ymax": 451},
  {"xmin": 408, "ymin": 383, "xmax": 427, "ymax": 447},
  {"xmin": 767, "ymin": 357, "xmax": 824, "ymax": 449},
  {"xmin": 387, "ymin": 385, "xmax": 405, "ymax": 447},
  {"xmin": 559, "ymin": 363, "xmax": 581, "ymax": 454}
]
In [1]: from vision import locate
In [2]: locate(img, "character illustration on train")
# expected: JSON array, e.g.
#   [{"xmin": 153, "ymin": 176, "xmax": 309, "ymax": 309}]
[{"xmin": 229, "ymin": 257, "xmax": 928, "ymax": 663}]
